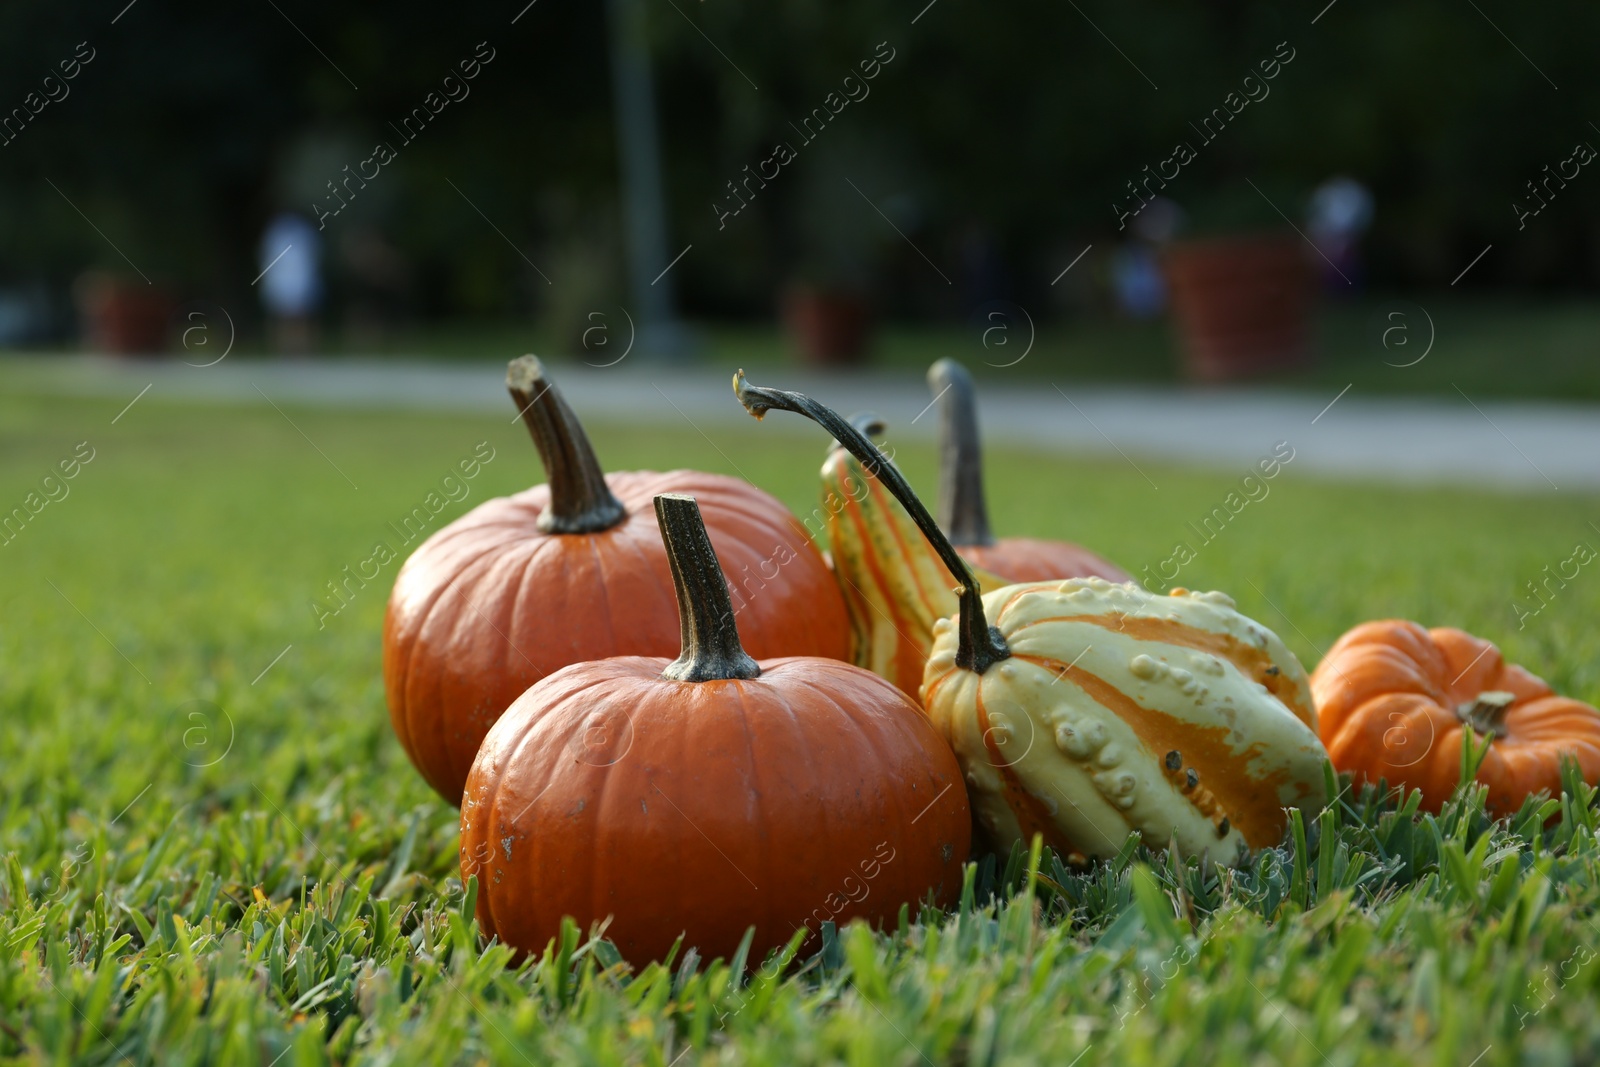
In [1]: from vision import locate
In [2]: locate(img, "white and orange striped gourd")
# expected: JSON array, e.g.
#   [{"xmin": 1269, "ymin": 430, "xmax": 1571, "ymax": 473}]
[
  {"xmin": 817, "ymin": 416, "xmax": 1008, "ymax": 698},
  {"xmin": 737, "ymin": 372, "xmax": 1329, "ymax": 862},
  {"xmin": 923, "ymin": 579, "xmax": 1325, "ymax": 862}
]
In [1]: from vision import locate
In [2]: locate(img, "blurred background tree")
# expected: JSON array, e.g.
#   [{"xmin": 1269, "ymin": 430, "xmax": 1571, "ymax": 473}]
[{"xmin": 0, "ymin": 0, "xmax": 1596, "ymax": 349}]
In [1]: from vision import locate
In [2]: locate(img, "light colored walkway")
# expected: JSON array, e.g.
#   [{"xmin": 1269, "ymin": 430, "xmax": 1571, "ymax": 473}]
[{"xmin": 9, "ymin": 354, "xmax": 1599, "ymax": 491}]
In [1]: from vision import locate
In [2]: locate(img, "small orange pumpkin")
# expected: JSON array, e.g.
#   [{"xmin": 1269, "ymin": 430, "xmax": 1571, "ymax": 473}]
[
  {"xmin": 461, "ymin": 494, "xmax": 970, "ymax": 964},
  {"xmin": 384, "ymin": 357, "xmax": 849, "ymax": 803},
  {"xmin": 1312, "ymin": 620, "xmax": 1600, "ymax": 815},
  {"xmin": 928, "ymin": 359, "xmax": 1128, "ymax": 584}
]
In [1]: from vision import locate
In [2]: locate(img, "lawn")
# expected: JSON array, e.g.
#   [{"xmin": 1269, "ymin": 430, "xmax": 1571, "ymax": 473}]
[{"xmin": 4, "ymin": 374, "xmax": 1600, "ymax": 1065}]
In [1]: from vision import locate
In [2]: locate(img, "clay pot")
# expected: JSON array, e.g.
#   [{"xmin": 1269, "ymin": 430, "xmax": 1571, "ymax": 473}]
[
  {"xmin": 1162, "ymin": 235, "xmax": 1313, "ymax": 381},
  {"xmin": 782, "ymin": 285, "xmax": 872, "ymax": 365},
  {"xmin": 75, "ymin": 272, "xmax": 177, "ymax": 355}
]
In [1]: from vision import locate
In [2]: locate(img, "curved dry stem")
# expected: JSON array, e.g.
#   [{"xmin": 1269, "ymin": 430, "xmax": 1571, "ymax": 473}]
[{"xmin": 734, "ymin": 370, "xmax": 1009, "ymax": 675}]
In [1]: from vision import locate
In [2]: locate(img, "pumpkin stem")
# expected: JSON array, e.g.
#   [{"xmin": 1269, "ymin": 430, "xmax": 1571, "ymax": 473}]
[
  {"xmin": 654, "ymin": 494, "xmax": 762, "ymax": 683},
  {"xmin": 1456, "ymin": 690, "xmax": 1515, "ymax": 738},
  {"xmin": 928, "ymin": 359, "xmax": 994, "ymax": 547},
  {"xmin": 733, "ymin": 371, "xmax": 1011, "ymax": 675},
  {"xmin": 507, "ymin": 355, "xmax": 627, "ymax": 534}
]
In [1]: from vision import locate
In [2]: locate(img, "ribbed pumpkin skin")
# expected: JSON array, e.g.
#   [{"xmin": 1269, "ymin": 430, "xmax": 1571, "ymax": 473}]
[
  {"xmin": 821, "ymin": 446, "xmax": 1009, "ymax": 698},
  {"xmin": 461, "ymin": 656, "xmax": 971, "ymax": 964},
  {"xmin": 384, "ymin": 470, "xmax": 850, "ymax": 803},
  {"xmin": 1312, "ymin": 620, "xmax": 1600, "ymax": 816},
  {"xmin": 921, "ymin": 578, "xmax": 1327, "ymax": 863},
  {"xmin": 957, "ymin": 538, "xmax": 1130, "ymax": 586}
]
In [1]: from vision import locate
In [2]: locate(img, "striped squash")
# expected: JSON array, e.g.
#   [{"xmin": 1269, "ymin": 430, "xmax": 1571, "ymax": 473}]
[
  {"xmin": 735, "ymin": 372, "xmax": 1328, "ymax": 862},
  {"xmin": 818, "ymin": 418, "xmax": 1009, "ymax": 698},
  {"xmin": 923, "ymin": 579, "xmax": 1327, "ymax": 862}
]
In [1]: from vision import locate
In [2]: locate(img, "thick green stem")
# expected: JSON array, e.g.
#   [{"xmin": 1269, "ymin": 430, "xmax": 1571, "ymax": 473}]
[
  {"xmin": 733, "ymin": 371, "xmax": 1010, "ymax": 675},
  {"xmin": 927, "ymin": 358, "xmax": 993, "ymax": 547},
  {"xmin": 507, "ymin": 355, "xmax": 627, "ymax": 534},
  {"xmin": 655, "ymin": 494, "xmax": 761, "ymax": 682}
]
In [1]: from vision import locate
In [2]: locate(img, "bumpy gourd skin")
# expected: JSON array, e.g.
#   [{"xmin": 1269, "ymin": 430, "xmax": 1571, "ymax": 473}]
[{"xmin": 922, "ymin": 577, "xmax": 1328, "ymax": 863}]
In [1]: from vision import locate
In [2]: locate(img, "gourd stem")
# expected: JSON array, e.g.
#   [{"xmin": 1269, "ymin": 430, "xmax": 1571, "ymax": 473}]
[
  {"xmin": 828, "ymin": 414, "xmax": 886, "ymax": 455},
  {"xmin": 655, "ymin": 494, "xmax": 762, "ymax": 682},
  {"xmin": 507, "ymin": 355, "xmax": 627, "ymax": 534},
  {"xmin": 1457, "ymin": 690, "xmax": 1515, "ymax": 738},
  {"xmin": 733, "ymin": 371, "xmax": 1010, "ymax": 675},
  {"xmin": 928, "ymin": 359, "xmax": 994, "ymax": 547}
]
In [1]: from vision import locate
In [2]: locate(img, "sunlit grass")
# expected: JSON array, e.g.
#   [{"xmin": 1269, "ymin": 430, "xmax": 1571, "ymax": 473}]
[{"xmin": 3, "ymin": 379, "xmax": 1599, "ymax": 1064}]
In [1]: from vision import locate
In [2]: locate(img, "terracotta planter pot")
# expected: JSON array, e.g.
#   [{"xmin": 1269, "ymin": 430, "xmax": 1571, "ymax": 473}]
[
  {"xmin": 75, "ymin": 273, "xmax": 177, "ymax": 355},
  {"xmin": 1162, "ymin": 235, "xmax": 1313, "ymax": 381},
  {"xmin": 782, "ymin": 285, "xmax": 871, "ymax": 366}
]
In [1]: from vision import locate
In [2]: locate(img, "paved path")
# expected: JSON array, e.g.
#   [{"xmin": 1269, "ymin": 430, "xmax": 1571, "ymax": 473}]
[{"xmin": 10, "ymin": 354, "xmax": 1599, "ymax": 490}]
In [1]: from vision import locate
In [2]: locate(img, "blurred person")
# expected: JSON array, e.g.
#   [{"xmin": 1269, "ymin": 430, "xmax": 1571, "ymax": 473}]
[
  {"xmin": 1307, "ymin": 176, "xmax": 1373, "ymax": 292},
  {"xmin": 0, "ymin": 282, "xmax": 51, "ymax": 347},
  {"xmin": 1111, "ymin": 246, "xmax": 1163, "ymax": 318},
  {"xmin": 258, "ymin": 212, "xmax": 323, "ymax": 354},
  {"xmin": 1112, "ymin": 197, "xmax": 1184, "ymax": 318}
]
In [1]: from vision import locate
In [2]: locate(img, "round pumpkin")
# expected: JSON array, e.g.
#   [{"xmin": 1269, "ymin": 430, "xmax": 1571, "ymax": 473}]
[
  {"xmin": 385, "ymin": 356, "xmax": 850, "ymax": 803},
  {"xmin": 928, "ymin": 358, "xmax": 1128, "ymax": 584},
  {"xmin": 461, "ymin": 494, "xmax": 970, "ymax": 963},
  {"xmin": 737, "ymin": 371, "xmax": 1329, "ymax": 863},
  {"xmin": 1311, "ymin": 620, "xmax": 1600, "ymax": 815}
]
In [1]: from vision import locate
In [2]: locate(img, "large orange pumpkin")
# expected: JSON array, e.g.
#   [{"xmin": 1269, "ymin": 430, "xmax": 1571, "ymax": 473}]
[
  {"xmin": 928, "ymin": 359, "xmax": 1128, "ymax": 584},
  {"xmin": 384, "ymin": 357, "xmax": 850, "ymax": 803},
  {"xmin": 1312, "ymin": 620, "xmax": 1600, "ymax": 815},
  {"xmin": 461, "ymin": 494, "xmax": 970, "ymax": 964}
]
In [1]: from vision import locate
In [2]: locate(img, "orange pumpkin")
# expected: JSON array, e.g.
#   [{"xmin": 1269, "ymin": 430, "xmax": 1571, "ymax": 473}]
[
  {"xmin": 461, "ymin": 494, "xmax": 970, "ymax": 963},
  {"xmin": 928, "ymin": 359, "xmax": 1129, "ymax": 584},
  {"xmin": 385, "ymin": 357, "xmax": 850, "ymax": 803},
  {"xmin": 1312, "ymin": 620, "xmax": 1600, "ymax": 815}
]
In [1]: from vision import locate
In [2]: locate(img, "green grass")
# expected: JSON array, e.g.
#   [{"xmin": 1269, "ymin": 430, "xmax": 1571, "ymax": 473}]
[{"xmin": 3, "ymin": 376, "xmax": 1600, "ymax": 1064}]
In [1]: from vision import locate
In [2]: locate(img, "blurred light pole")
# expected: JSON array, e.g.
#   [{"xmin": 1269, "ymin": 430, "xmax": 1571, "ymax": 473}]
[{"xmin": 606, "ymin": 0, "xmax": 690, "ymax": 358}]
